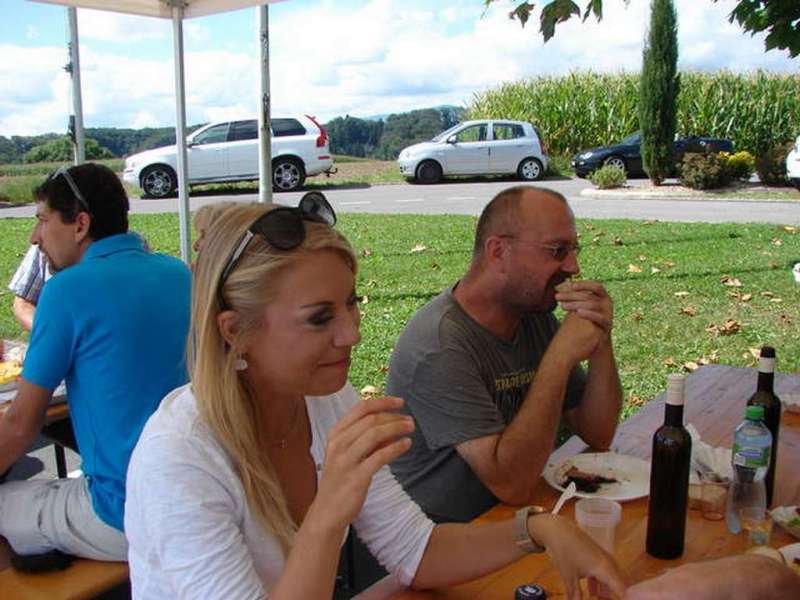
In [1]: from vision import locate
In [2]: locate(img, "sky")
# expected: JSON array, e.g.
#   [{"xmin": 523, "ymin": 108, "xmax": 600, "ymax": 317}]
[{"xmin": 0, "ymin": 0, "xmax": 796, "ymax": 137}]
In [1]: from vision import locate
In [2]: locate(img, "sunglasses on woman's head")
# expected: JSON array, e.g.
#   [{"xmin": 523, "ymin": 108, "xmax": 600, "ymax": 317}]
[
  {"xmin": 216, "ymin": 192, "xmax": 337, "ymax": 309},
  {"xmin": 48, "ymin": 166, "xmax": 93, "ymax": 217}
]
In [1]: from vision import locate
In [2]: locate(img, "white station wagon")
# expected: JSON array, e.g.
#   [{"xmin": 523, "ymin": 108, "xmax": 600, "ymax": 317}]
[
  {"xmin": 397, "ymin": 119, "xmax": 548, "ymax": 184},
  {"xmin": 123, "ymin": 115, "xmax": 334, "ymax": 197}
]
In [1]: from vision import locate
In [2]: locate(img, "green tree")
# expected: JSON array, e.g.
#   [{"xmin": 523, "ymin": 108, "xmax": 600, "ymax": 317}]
[
  {"xmin": 487, "ymin": 0, "xmax": 800, "ymax": 57},
  {"xmin": 639, "ymin": 0, "xmax": 679, "ymax": 185},
  {"xmin": 24, "ymin": 137, "xmax": 114, "ymax": 163}
]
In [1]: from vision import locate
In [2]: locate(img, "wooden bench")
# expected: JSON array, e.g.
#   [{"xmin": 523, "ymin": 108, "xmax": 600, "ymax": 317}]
[{"xmin": 0, "ymin": 539, "xmax": 128, "ymax": 600}]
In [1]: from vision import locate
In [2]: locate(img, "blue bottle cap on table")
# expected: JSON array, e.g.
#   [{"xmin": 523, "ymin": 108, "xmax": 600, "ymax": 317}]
[{"xmin": 515, "ymin": 583, "xmax": 547, "ymax": 600}]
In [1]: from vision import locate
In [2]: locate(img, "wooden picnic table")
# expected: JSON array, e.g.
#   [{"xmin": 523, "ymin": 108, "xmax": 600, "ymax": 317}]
[{"xmin": 386, "ymin": 364, "xmax": 800, "ymax": 599}]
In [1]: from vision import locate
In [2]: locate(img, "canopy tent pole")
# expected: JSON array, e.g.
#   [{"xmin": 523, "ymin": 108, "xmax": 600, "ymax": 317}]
[
  {"xmin": 257, "ymin": 4, "xmax": 272, "ymax": 204},
  {"xmin": 67, "ymin": 7, "xmax": 85, "ymax": 164},
  {"xmin": 171, "ymin": 2, "xmax": 191, "ymax": 263}
]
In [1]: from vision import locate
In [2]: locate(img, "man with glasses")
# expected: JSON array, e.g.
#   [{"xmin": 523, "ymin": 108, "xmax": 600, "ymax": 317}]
[
  {"xmin": 387, "ymin": 185, "xmax": 622, "ymax": 523},
  {"xmin": 0, "ymin": 163, "xmax": 191, "ymax": 561}
]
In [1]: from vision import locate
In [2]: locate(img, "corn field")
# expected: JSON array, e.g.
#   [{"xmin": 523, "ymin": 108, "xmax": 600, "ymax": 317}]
[{"xmin": 468, "ymin": 71, "xmax": 800, "ymax": 157}]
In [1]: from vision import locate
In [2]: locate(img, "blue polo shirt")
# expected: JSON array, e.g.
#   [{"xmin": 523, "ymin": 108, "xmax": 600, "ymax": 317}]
[{"xmin": 23, "ymin": 233, "xmax": 191, "ymax": 531}]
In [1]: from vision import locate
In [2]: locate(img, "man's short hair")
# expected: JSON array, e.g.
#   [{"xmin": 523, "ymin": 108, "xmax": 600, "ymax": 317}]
[
  {"xmin": 34, "ymin": 163, "xmax": 129, "ymax": 241},
  {"xmin": 472, "ymin": 185, "xmax": 568, "ymax": 258}
]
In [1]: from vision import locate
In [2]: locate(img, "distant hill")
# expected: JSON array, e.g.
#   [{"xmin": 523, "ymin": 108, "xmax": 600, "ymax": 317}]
[{"xmin": 0, "ymin": 105, "xmax": 467, "ymax": 163}]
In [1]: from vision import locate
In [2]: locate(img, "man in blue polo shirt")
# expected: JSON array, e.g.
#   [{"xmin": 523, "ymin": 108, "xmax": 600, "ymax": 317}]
[{"xmin": 0, "ymin": 163, "xmax": 190, "ymax": 561}]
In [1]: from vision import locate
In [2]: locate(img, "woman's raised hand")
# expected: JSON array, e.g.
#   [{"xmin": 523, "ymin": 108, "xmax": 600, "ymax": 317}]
[{"xmin": 309, "ymin": 395, "xmax": 414, "ymax": 532}]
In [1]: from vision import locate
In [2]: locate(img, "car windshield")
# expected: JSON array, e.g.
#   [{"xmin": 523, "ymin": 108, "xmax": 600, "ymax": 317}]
[
  {"xmin": 431, "ymin": 123, "xmax": 464, "ymax": 142},
  {"xmin": 620, "ymin": 132, "xmax": 642, "ymax": 145}
]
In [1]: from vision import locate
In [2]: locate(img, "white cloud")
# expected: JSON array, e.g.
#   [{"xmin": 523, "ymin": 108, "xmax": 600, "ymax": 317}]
[
  {"xmin": 1, "ymin": 0, "xmax": 796, "ymax": 137},
  {"xmin": 77, "ymin": 9, "xmax": 167, "ymax": 43}
]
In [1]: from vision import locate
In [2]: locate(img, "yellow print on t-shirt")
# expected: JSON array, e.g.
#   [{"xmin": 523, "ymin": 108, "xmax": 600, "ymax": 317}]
[{"xmin": 494, "ymin": 368, "xmax": 535, "ymax": 392}]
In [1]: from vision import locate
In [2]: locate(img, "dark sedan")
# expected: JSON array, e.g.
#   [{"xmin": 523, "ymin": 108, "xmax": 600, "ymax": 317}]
[{"xmin": 571, "ymin": 132, "xmax": 734, "ymax": 178}]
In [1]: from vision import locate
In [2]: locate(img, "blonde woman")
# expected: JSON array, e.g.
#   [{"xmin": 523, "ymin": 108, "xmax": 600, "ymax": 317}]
[{"xmin": 125, "ymin": 196, "xmax": 626, "ymax": 600}]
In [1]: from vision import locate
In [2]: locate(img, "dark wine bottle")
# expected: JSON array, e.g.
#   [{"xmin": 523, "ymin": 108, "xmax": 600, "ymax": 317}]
[
  {"xmin": 747, "ymin": 346, "xmax": 781, "ymax": 508},
  {"xmin": 646, "ymin": 374, "xmax": 692, "ymax": 559}
]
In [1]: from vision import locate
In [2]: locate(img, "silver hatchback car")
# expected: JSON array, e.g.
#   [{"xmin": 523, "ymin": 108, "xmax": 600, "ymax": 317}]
[{"xmin": 397, "ymin": 119, "xmax": 548, "ymax": 184}]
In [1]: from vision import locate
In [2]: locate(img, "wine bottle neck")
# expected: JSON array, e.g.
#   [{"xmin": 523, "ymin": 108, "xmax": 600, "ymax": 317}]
[
  {"xmin": 757, "ymin": 370, "xmax": 774, "ymax": 393},
  {"xmin": 664, "ymin": 403, "xmax": 684, "ymax": 426}
]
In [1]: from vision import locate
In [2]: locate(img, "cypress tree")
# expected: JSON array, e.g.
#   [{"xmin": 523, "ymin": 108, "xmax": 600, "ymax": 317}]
[{"xmin": 639, "ymin": 0, "xmax": 680, "ymax": 185}]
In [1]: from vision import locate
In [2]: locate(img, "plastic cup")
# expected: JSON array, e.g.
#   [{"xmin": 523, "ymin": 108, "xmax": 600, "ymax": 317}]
[
  {"xmin": 739, "ymin": 506, "xmax": 773, "ymax": 547},
  {"xmin": 574, "ymin": 498, "xmax": 622, "ymax": 553},
  {"xmin": 700, "ymin": 471, "xmax": 729, "ymax": 521}
]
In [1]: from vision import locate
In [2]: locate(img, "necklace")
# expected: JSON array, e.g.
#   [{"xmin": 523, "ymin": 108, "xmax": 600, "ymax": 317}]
[{"xmin": 269, "ymin": 401, "xmax": 302, "ymax": 449}]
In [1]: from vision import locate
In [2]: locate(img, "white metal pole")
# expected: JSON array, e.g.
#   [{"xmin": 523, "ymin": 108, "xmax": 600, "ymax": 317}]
[
  {"xmin": 67, "ymin": 7, "xmax": 85, "ymax": 165},
  {"xmin": 172, "ymin": 5, "xmax": 191, "ymax": 263},
  {"xmin": 257, "ymin": 4, "xmax": 272, "ymax": 203}
]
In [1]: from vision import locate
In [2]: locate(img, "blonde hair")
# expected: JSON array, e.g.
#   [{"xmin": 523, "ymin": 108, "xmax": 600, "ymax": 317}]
[
  {"xmin": 189, "ymin": 202, "xmax": 356, "ymax": 555},
  {"xmin": 192, "ymin": 201, "xmax": 238, "ymax": 248}
]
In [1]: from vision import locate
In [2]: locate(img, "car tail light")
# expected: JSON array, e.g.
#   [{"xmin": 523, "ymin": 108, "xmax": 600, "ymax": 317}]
[
  {"xmin": 534, "ymin": 126, "xmax": 547, "ymax": 155},
  {"xmin": 306, "ymin": 114, "xmax": 328, "ymax": 148}
]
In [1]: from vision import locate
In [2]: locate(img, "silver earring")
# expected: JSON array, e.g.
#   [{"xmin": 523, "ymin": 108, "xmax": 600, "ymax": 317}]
[{"xmin": 234, "ymin": 356, "xmax": 248, "ymax": 371}]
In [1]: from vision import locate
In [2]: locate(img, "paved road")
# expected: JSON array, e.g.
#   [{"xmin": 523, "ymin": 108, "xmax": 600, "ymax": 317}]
[{"xmin": 2, "ymin": 178, "xmax": 797, "ymax": 224}]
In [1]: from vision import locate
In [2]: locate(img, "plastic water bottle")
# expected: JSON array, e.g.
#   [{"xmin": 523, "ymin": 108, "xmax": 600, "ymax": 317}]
[{"xmin": 726, "ymin": 405, "xmax": 772, "ymax": 534}]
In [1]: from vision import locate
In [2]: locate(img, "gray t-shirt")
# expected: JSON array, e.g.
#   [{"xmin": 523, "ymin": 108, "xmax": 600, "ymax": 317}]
[{"xmin": 387, "ymin": 286, "xmax": 586, "ymax": 523}]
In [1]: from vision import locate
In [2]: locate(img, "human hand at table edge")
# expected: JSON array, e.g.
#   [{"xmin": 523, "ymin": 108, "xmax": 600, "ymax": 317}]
[
  {"xmin": 622, "ymin": 554, "xmax": 800, "ymax": 600},
  {"xmin": 532, "ymin": 514, "xmax": 627, "ymax": 600}
]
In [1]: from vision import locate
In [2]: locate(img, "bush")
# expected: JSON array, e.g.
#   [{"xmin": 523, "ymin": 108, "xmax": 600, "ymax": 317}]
[
  {"xmin": 755, "ymin": 142, "xmax": 793, "ymax": 185},
  {"xmin": 680, "ymin": 152, "xmax": 733, "ymax": 189},
  {"xmin": 468, "ymin": 71, "xmax": 800, "ymax": 159},
  {"xmin": 590, "ymin": 164, "xmax": 627, "ymax": 189},
  {"xmin": 721, "ymin": 151, "xmax": 755, "ymax": 181}
]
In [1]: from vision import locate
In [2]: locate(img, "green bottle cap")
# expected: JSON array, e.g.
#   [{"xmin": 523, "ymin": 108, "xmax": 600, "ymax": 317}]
[{"xmin": 746, "ymin": 405, "xmax": 765, "ymax": 421}]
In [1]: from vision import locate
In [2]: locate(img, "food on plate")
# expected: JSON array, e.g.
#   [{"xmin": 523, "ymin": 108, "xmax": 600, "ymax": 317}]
[
  {"xmin": 561, "ymin": 466, "xmax": 618, "ymax": 493},
  {"xmin": 0, "ymin": 360, "xmax": 22, "ymax": 385},
  {"xmin": 746, "ymin": 545, "xmax": 786, "ymax": 565}
]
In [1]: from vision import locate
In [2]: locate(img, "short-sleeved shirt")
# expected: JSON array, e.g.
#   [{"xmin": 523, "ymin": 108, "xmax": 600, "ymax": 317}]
[
  {"xmin": 8, "ymin": 245, "xmax": 50, "ymax": 303},
  {"xmin": 23, "ymin": 233, "xmax": 191, "ymax": 531},
  {"xmin": 387, "ymin": 286, "xmax": 586, "ymax": 523},
  {"xmin": 126, "ymin": 383, "xmax": 434, "ymax": 599}
]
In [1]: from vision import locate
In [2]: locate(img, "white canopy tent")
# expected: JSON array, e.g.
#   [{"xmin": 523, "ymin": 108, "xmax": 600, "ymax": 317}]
[{"xmin": 31, "ymin": 0, "xmax": 287, "ymax": 262}]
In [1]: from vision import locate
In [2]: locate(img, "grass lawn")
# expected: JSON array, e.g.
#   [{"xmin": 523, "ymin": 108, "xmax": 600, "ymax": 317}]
[{"xmin": 1, "ymin": 214, "xmax": 798, "ymax": 418}]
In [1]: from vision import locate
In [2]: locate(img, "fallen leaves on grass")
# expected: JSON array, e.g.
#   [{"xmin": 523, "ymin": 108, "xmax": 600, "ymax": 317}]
[
  {"xmin": 651, "ymin": 267, "xmax": 662, "ymax": 274},
  {"xmin": 680, "ymin": 306, "xmax": 698, "ymax": 317},
  {"xmin": 720, "ymin": 275, "xmax": 742, "ymax": 287},
  {"xmin": 771, "ymin": 238, "xmax": 783, "ymax": 246},
  {"xmin": 613, "ymin": 236, "xmax": 624, "ymax": 246},
  {"xmin": 674, "ymin": 291, "xmax": 690, "ymax": 297},
  {"xmin": 664, "ymin": 357, "xmax": 677, "ymax": 367},
  {"xmin": 761, "ymin": 291, "xmax": 774, "ymax": 297},
  {"xmin": 632, "ymin": 312, "xmax": 644, "ymax": 322},
  {"xmin": 431, "ymin": 261, "xmax": 440, "ymax": 270},
  {"xmin": 705, "ymin": 319, "xmax": 742, "ymax": 336},
  {"xmin": 638, "ymin": 255, "xmax": 648, "ymax": 261},
  {"xmin": 782, "ymin": 226, "xmax": 797, "ymax": 234},
  {"xmin": 627, "ymin": 264, "xmax": 643, "ymax": 273},
  {"xmin": 728, "ymin": 291, "xmax": 753, "ymax": 302},
  {"xmin": 410, "ymin": 243, "xmax": 428, "ymax": 254},
  {"xmin": 361, "ymin": 248, "xmax": 373, "ymax": 257},
  {"xmin": 628, "ymin": 394, "xmax": 646, "ymax": 407},
  {"xmin": 360, "ymin": 385, "xmax": 379, "ymax": 396},
  {"xmin": 682, "ymin": 351, "xmax": 720, "ymax": 372}
]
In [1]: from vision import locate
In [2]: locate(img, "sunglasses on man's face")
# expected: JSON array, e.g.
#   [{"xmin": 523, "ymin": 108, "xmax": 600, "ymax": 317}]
[
  {"xmin": 48, "ymin": 166, "xmax": 93, "ymax": 217},
  {"xmin": 216, "ymin": 192, "xmax": 337, "ymax": 309}
]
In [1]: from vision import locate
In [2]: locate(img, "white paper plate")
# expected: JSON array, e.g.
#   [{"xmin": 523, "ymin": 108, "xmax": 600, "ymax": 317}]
[
  {"xmin": 771, "ymin": 506, "xmax": 800, "ymax": 540},
  {"xmin": 778, "ymin": 542, "xmax": 800, "ymax": 573},
  {"xmin": 0, "ymin": 380, "xmax": 18, "ymax": 393},
  {"xmin": 544, "ymin": 452, "xmax": 651, "ymax": 502},
  {"xmin": 781, "ymin": 392, "xmax": 800, "ymax": 415}
]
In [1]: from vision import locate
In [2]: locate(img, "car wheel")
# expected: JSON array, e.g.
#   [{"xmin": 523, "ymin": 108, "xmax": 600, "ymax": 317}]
[
  {"xmin": 415, "ymin": 160, "xmax": 442, "ymax": 184},
  {"xmin": 517, "ymin": 157, "xmax": 544, "ymax": 181},
  {"xmin": 273, "ymin": 158, "xmax": 306, "ymax": 192},
  {"xmin": 603, "ymin": 155, "xmax": 627, "ymax": 174},
  {"xmin": 141, "ymin": 165, "xmax": 177, "ymax": 199}
]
